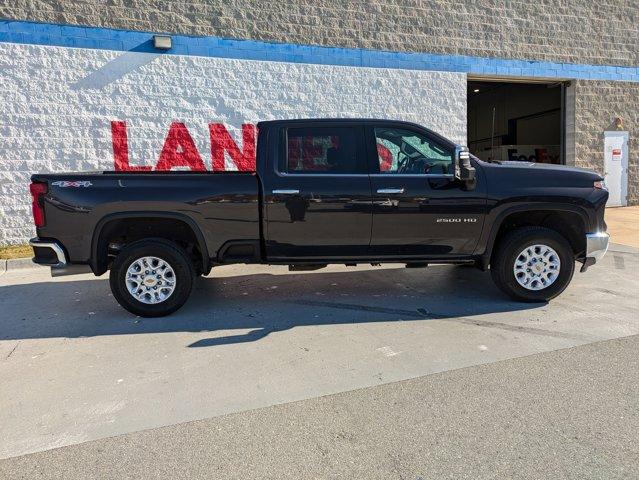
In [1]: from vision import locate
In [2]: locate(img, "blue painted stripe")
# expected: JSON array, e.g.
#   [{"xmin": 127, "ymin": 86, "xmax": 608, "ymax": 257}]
[{"xmin": 1, "ymin": 19, "xmax": 638, "ymax": 83}]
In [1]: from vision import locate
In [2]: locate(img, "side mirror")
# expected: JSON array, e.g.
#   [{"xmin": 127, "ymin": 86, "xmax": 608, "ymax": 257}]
[{"xmin": 454, "ymin": 146, "xmax": 476, "ymax": 186}]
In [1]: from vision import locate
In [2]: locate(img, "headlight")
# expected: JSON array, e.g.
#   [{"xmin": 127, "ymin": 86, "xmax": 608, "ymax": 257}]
[{"xmin": 594, "ymin": 180, "xmax": 607, "ymax": 190}]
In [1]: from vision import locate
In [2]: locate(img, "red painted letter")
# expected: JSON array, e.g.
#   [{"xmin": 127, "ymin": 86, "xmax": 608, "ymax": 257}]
[
  {"xmin": 111, "ymin": 121, "xmax": 152, "ymax": 171},
  {"xmin": 377, "ymin": 143, "xmax": 393, "ymax": 172},
  {"xmin": 156, "ymin": 122, "xmax": 206, "ymax": 171},
  {"xmin": 209, "ymin": 123, "xmax": 256, "ymax": 171}
]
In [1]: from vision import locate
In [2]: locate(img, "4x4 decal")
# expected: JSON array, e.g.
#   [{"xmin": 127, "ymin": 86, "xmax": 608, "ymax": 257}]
[{"xmin": 51, "ymin": 181, "xmax": 93, "ymax": 188}]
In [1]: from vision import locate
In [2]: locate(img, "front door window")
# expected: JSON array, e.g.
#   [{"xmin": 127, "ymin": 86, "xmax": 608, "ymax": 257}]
[{"xmin": 374, "ymin": 127, "xmax": 453, "ymax": 175}]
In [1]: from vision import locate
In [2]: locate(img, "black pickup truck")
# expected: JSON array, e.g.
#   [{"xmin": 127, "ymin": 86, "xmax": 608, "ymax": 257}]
[{"xmin": 29, "ymin": 118, "xmax": 610, "ymax": 317}]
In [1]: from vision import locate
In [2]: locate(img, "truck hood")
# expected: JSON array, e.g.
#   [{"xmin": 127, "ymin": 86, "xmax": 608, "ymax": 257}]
[
  {"xmin": 497, "ymin": 161, "xmax": 602, "ymax": 178},
  {"xmin": 477, "ymin": 159, "xmax": 603, "ymax": 189}
]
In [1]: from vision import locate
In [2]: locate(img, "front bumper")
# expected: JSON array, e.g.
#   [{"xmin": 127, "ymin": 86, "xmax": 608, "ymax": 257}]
[{"xmin": 580, "ymin": 232, "xmax": 610, "ymax": 272}]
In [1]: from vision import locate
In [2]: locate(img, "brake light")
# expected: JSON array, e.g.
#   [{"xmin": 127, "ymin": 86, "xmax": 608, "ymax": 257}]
[{"xmin": 29, "ymin": 182, "xmax": 47, "ymax": 227}]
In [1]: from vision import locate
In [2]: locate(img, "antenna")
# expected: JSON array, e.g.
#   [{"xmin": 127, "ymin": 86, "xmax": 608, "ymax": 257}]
[{"xmin": 490, "ymin": 106, "xmax": 496, "ymax": 160}]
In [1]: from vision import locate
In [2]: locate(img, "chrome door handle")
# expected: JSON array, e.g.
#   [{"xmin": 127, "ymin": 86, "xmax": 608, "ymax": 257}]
[
  {"xmin": 377, "ymin": 188, "xmax": 404, "ymax": 194},
  {"xmin": 272, "ymin": 189, "xmax": 300, "ymax": 195}
]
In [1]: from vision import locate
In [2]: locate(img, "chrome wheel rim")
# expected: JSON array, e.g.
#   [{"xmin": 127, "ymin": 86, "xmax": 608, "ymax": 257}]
[
  {"xmin": 513, "ymin": 244, "xmax": 561, "ymax": 291},
  {"xmin": 125, "ymin": 256, "xmax": 176, "ymax": 304}
]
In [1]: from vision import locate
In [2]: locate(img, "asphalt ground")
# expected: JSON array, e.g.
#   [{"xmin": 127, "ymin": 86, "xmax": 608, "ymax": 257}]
[{"xmin": 1, "ymin": 244, "xmax": 638, "ymax": 477}]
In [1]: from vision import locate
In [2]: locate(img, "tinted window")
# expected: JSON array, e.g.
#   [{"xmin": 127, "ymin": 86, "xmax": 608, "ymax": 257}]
[
  {"xmin": 283, "ymin": 127, "xmax": 362, "ymax": 174},
  {"xmin": 374, "ymin": 127, "xmax": 453, "ymax": 175}
]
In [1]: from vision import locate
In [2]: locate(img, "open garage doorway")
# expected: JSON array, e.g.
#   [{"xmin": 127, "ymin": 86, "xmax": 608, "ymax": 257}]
[{"xmin": 467, "ymin": 80, "xmax": 565, "ymax": 164}]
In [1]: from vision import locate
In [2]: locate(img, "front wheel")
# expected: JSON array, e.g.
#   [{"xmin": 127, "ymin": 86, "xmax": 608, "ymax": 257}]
[
  {"xmin": 109, "ymin": 238, "xmax": 195, "ymax": 317},
  {"xmin": 490, "ymin": 227, "xmax": 575, "ymax": 302}
]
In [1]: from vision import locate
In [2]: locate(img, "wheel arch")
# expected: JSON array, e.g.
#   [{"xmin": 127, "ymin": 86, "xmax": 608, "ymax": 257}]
[
  {"xmin": 481, "ymin": 204, "xmax": 590, "ymax": 269},
  {"xmin": 91, "ymin": 212, "xmax": 210, "ymax": 275}
]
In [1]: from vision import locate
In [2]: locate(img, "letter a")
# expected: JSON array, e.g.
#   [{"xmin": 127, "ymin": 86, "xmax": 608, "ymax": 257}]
[{"xmin": 156, "ymin": 122, "xmax": 206, "ymax": 171}]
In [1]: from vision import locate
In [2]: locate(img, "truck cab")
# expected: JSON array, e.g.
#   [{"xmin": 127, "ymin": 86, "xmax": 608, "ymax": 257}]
[{"xmin": 258, "ymin": 119, "xmax": 484, "ymax": 260}]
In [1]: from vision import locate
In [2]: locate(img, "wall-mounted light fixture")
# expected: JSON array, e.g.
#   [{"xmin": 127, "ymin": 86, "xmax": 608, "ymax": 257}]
[
  {"xmin": 153, "ymin": 35, "xmax": 172, "ymax": 50},
  {"xmin": 614, "ymin": 117, "xmax": 623, "ymax": 129}
]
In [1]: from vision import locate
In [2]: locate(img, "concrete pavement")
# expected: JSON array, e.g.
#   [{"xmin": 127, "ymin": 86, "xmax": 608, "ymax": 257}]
[
  {"xmin": 1, "ymin": 243, "xmax": 639, "ymax": 468},
  {"xmin": 2, "ymin": 334, "xmax": 638, "ymax": 479},
  {"xmin": 606, "ymin": 206, "xmax": 639, "ymax": 248}
]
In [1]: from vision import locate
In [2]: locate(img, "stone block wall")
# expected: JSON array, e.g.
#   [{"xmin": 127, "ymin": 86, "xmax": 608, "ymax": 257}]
[
  {"xmin": 0, "ymin": 42, "xmax": 466, "ymax": 245},
  {"xmin": 574, "ymin": 80, "xmax": 639, "ymax": 204},
  {"xmin": 2, "ymin": 0, "xmax": 637, "ymax": 67}
]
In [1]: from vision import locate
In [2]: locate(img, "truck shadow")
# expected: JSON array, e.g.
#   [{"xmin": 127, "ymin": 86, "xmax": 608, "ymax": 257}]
[{"xmin": 0, "ymin": 265, "xmax": 546, "ymax": 346}]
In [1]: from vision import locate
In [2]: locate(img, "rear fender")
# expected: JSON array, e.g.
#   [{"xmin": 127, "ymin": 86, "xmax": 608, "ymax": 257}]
[{"xmin": 90, "ymin": 212, "xmax": 209, "ymax": 275}]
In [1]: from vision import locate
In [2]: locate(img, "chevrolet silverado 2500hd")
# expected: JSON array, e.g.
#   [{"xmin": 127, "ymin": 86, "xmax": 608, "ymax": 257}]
[{"xmin": 29, "ymin": 119, "xmax": 610, "ymax": 317}]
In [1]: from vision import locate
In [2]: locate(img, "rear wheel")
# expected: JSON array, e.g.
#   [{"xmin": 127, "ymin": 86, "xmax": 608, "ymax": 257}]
[
  {"xmin": 490, "ymin": 227, "xmax": 574, "ymax": 302},
  {"xmin": 109, "ymin": 238, "xmax": 194, "ymax": 317}
]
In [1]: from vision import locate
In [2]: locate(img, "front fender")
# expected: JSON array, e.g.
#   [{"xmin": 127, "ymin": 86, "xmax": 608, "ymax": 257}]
[{"xmin": 475, "ymin": 201, "xmax": 593, "ymax": 267}]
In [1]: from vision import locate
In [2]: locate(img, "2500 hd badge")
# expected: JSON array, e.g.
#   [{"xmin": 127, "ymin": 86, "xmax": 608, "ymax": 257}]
[{"xmin": 436, "ymin": 218, "xmax": 478, "ymax": 223}]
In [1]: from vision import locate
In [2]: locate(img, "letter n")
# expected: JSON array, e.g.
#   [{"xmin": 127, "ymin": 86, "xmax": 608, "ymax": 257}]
[{"xmin": 209, "ymin": 123, "xmax": 256, "ymax": 171}]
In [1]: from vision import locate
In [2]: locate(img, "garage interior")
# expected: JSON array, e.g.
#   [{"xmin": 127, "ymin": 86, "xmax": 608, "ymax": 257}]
[{"xmin": 467, "ymin": 80, "xmax": 564, "ymax": 164}]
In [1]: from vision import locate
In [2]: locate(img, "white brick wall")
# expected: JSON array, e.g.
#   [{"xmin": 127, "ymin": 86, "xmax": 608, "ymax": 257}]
[{"xmin": 0, "ymin": 42, "xmax": 467, "ymax": 245}]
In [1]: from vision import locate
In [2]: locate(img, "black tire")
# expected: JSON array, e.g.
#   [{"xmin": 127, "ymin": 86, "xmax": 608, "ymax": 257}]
[
  {"xmin": 109, "ymin": 238, "xmax": 195, "ymax": 317},
  {"xmin": 490, "ymin": 226, "xmax": 575, "ymax": 302}
]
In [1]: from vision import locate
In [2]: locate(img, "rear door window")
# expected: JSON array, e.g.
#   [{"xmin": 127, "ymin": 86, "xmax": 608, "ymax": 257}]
[{"xmin": 282, "ymin": 126, "xmax": 365, "ymax": 174}]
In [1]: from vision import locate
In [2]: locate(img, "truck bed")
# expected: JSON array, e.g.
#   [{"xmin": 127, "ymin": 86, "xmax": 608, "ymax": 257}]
[{"xmin": 32, "ymin": 171, "xmax": 261, "ymax": 266}]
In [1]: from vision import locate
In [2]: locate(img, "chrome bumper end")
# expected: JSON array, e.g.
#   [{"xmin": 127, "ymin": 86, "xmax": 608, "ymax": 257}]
[
  {"xmin": 586, "ymin": 232, "xmax": 610, "ymax": 263},
  {"xmin": 581, "ymin": 232, "xmax": 610, "ymax": 272},
  {"xmin": 29, "ymin": 238, "xmax": 91, "ymax": 276},
  {"xmin": 29, "ymin": 238, "xmax": 67, "ymax": 267}
]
